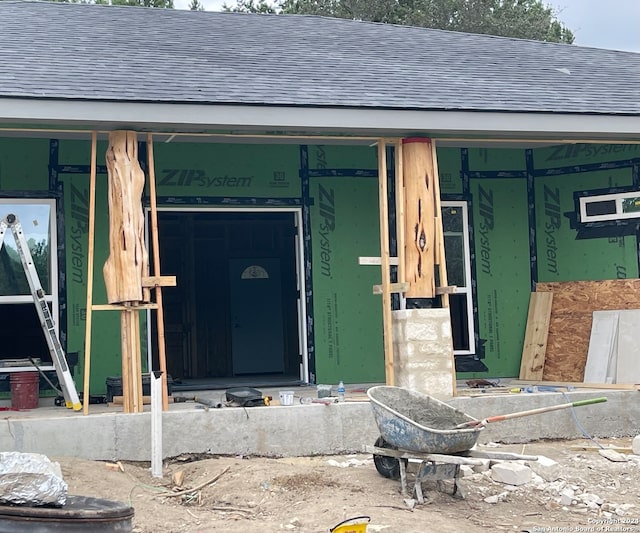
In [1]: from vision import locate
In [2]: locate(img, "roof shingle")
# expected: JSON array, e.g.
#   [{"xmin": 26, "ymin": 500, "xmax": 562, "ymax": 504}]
[{"xmin": 1, "ymin": 0, "xmax": 639, "ymax": 115}]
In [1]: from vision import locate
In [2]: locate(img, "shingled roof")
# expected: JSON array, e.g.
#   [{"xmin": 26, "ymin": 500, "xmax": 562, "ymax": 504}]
[{"xmin": 1, "ymin": 0, "xmax": 639, "ymax": 116}]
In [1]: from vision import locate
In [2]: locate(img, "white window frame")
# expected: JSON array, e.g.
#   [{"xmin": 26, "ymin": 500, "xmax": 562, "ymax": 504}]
[
  {"xmin": 579, "ymin": 190, "xmax": 640, "ymax": 223},
  {"xmin": 442, "ymin": 201, "xmax": 475, "ymax": 356},
  {"xmin": 0, "ymin": 198, "xmax": 58, "ymax": 371}
]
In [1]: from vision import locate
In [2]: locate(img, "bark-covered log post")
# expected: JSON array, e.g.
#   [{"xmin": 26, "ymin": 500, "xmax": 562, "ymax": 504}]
[{"xmin": 402, "ymin": 137, "xmax": 436, "ymax": 298}]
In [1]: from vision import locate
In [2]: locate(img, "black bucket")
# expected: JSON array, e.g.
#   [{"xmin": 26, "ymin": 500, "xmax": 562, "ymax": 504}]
[{"xmin": 0, "ymin": 495, "xmax": 134, "ymax": 532}]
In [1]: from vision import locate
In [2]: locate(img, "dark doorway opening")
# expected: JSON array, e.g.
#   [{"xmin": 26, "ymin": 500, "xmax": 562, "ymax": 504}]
[{"xmin": 150, "ymin": 211, "xmax": 302, "ymax": 390}]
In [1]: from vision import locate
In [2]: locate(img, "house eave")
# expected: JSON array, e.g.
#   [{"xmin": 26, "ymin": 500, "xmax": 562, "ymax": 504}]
[{"xmin": 1, "ymin": 98, "xmax": 639, "ymax": 143}]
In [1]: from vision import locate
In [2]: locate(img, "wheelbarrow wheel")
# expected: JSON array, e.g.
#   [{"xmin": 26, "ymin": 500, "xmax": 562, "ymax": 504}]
[{"xmin": 373, "ymin": 436, "xmax": 406, "ymax": 480}]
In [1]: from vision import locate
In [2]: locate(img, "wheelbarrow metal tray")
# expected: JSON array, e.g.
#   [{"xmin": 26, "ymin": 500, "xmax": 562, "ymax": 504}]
[{"xmin": 367, "ymin": 386, "xmax": 482, "ymax": 454}]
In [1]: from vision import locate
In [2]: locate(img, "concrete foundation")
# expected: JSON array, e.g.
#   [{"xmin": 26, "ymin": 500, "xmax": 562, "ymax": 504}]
[
  {"xmin": 392, "ymin": 308, "xmax": 454, "ymax": 397},
  {"xmin": 0, "ymin": 389, "xmax": 637, "ymax": 461}
]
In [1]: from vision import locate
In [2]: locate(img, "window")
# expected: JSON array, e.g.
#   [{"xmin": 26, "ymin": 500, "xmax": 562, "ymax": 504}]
[
  {"xmin": 579, "ymin": 191, "xmax": 640, "ymax": 223},
  {"xmin": 442, "ymin": 202, "xmax": 474, "ymax": 355},
  {"xmin": 0, "ymin": 200, "xmax": 57, "ymax": 366}
]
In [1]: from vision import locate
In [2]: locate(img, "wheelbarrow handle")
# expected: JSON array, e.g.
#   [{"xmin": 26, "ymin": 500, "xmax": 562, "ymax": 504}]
[{"xmin": 455, "ymin": 397, "xmax": 607, "ymax": 429}]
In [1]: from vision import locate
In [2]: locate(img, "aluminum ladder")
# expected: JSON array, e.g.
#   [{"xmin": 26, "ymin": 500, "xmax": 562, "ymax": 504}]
[{"xmin": 0, "ymin": 213, "xmax": 82, "ymax": 410}]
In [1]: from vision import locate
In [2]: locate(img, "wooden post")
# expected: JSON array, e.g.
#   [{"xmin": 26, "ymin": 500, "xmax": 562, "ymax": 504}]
[
  {"xmin": 103, "ymin": 131, "xmax": 148, "ymax": 304},
  {"xmin": 82, "ymin": 132, "xmax": 98, "ymax": 416},
  {"xmin": 146, "ymin": 134, "xmax": 170, "ymax": 411},
  {"xmin": 394, "ymin": 140, "xmax": 406, "ymax": 303},
  {"xmin": 377, "ymin": 140, "xmax": 395, "ymax": 385},
  {"xmin": 104, "ymin": 131, "xmax": 148, "ymax": 413},
  {"xmin": 132, "ymin": 308, "xmax": 143, "ymax": 412},
  {"xmin": 118, "ymin": 307, "xmax": 143, "ymax": 413},
  {"xmin": 402, "ymin": 138, "xmax": 436, "ymax": 298},
  {"xmin": 120, "ymin": 311, "xmax": 132, "ymax": 412},
  {"xmin": 431, "ymin": 140, "xmax": 457, "ymax": 396},
  {"xmin": 431, "ymin": 141, "xmax": 449, "ymax": 308}
]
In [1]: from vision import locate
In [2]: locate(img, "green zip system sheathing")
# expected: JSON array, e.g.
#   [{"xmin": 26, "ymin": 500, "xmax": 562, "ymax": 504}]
[{"xmin": 1, "ymin": 137, "xmax": 639, "ymax": 391}]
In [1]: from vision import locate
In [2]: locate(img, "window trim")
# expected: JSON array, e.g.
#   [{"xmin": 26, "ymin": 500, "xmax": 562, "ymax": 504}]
[
  {"xmin": 442, "ymin": 201, "xmax": 475, "ymax": 356},
  {"xmin": 0, "ymin": 198, "xmax": 59, "ymax": 337},
  {"xmin": 579, "ymin": 190, "xmax": 640, "ymax": 223}
]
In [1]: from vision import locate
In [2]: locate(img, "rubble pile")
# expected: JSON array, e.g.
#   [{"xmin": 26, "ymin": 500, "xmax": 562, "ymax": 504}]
[{"xmin": 454, "ymin": 442, "xmax": 640, "ymax": 518}]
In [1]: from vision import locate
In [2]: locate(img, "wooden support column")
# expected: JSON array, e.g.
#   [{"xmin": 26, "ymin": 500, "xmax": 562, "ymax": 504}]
[
  {"xmin": 146, "ymin": 133, "xmax": 170, "ymax": 411},
  {"xmin": 120, "ymin": 310, "xmax": 133, "ymax": 413},
  {"xmin": 431, "ymin": 140, "xmax": 456, "ymax": 396},
  {"xmin": 377, "ymin": 140, "xmax": 395, "ymax": 385},
  {"xmin": 103, "ymin": 131, "xmax": 149, "ymax": 304},
  {"xmin": 132, "ymin": 308, "xmax": 143, "ymax": 410},
  {"xmin": 402, "ymin": 138, "xmax": 436, "ymax": 298},
  {"xmin": 399, "ymin": 138, "xmax": 457, "ymax": 396},
  {"xmin": 394, "ymin": 140, "xmax": 406, "ymax": 304},
  {"xmin": 82, "ymin": 132, "xmax": 98, "ymax": 416},
  {"xmin": 431, "ymin": 140, "xmax": 448, "ymax": 307},
  {"xmin": 104, "ymin": 131, "xmax": 149, "ymax": 413}
]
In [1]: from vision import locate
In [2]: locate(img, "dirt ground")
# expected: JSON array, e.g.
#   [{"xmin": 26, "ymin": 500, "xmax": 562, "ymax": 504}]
[{"xmin": 50, "ymin": 436, "xmax": 640, "ymax": 533}]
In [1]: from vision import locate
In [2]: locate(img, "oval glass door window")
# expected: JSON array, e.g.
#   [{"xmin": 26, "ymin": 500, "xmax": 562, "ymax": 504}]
[{"xmin": 240, "ymin": 265, "xmax": 269, "ymax": 279}]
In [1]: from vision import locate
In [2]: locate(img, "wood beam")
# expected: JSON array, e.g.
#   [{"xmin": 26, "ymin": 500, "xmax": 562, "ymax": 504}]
[
  {"xmin": 92, "ymin": 303, "xmax": 158, "ymax": 311},
  {"xmin": 519, "ymin": 291, "xmax": 553, "ymax": 380},
  {"xmin": 430, "ymin": 140, "xmax": 456, "ymax": 395},
  {"xmin": 142, "ymin": 275, "xmax": 177, "ymax": 288},
  {"xmin": 82, "ymin": 131, "xmax": 98, "ymax": 416},
  {"xmin": 402, "ymin": 138, "xmax": 436, "ymax": 298},
  {"xmin": 372, "ymin": 282, "xmax": 409, "ymax": 295},
  {"xmin": 377, "ymin": 140, "xmax": 395, "ymax": 385},
  {"xmin": 394, "ymin": 140, "xmax": 406, "ymax": 297},
  {"xmin": 147, "ymin": 133, "xmax": 170, "ymax": 411},
  {"xmin": 3, "ymin": 128, "xmax": 640, "ymax": 147},
  {"xmin": 372, "ymin": 283, "xmax": 455, "ymax": 295},
  {"xmin": 358, "ymin": 256, "xmax": 399, "ymax": 266}
]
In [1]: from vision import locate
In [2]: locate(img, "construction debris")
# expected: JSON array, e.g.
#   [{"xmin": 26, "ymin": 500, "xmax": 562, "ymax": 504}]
[
  {"xmin": 104, "ymin": 461, "xmax": 125, "ymax": 472},
  {"xmin": 45, "ymin": 437, "xmax": 640, "ymax": 532},
  {"xmin": 490, "ymin": 462, "xmax": 532, "ymax": 486},
  {"xmin": 528, "ymin": 455, "xmax": 560, "ymax": 482},
  {"xmin": 633, "ymin": 435, "xmax": 640, "ymax": 455},
  {"xmin": 598, "ymin": 449, "xmax": 628, "ymax": 462},
  {"xmin": 0, "ymin": 452, "xmax": 67, "ymax": 506}
]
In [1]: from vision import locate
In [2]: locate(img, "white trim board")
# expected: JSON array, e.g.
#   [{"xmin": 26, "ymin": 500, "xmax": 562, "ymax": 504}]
[
  {"xmin": 2, "ymin": 98, "xmax": 640, "ymax": 140},
  {"xmin": 616, "ymin": 311, "xmax": 640, "ymax": 384},
  {"xmin": 585, "ymin": 310, "xmax": 640, "ymax": 384}
]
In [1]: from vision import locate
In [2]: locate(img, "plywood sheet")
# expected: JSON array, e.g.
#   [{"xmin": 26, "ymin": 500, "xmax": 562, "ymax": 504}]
[
  {"xmin": 519, "ymin": 291, "xmax": 553, "ymax": 380},
  {"xmin": 536, "ymin": 279, "xmax": 640, "ymax": 382}
]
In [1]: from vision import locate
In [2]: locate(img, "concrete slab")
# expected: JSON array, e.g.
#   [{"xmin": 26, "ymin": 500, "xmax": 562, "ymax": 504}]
[{"xmin": 0, "ymin": 388, "xmax": 637, "ymax": 461}]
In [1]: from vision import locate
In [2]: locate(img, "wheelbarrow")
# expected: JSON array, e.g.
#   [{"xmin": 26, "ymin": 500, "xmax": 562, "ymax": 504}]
[
  {"xmin": 366, "ymin": 386, "xmax": 483, "ymax": 481},
  {"xmin": 366, "ymin": 386, "xmax": 606, "ymax": 485}
]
